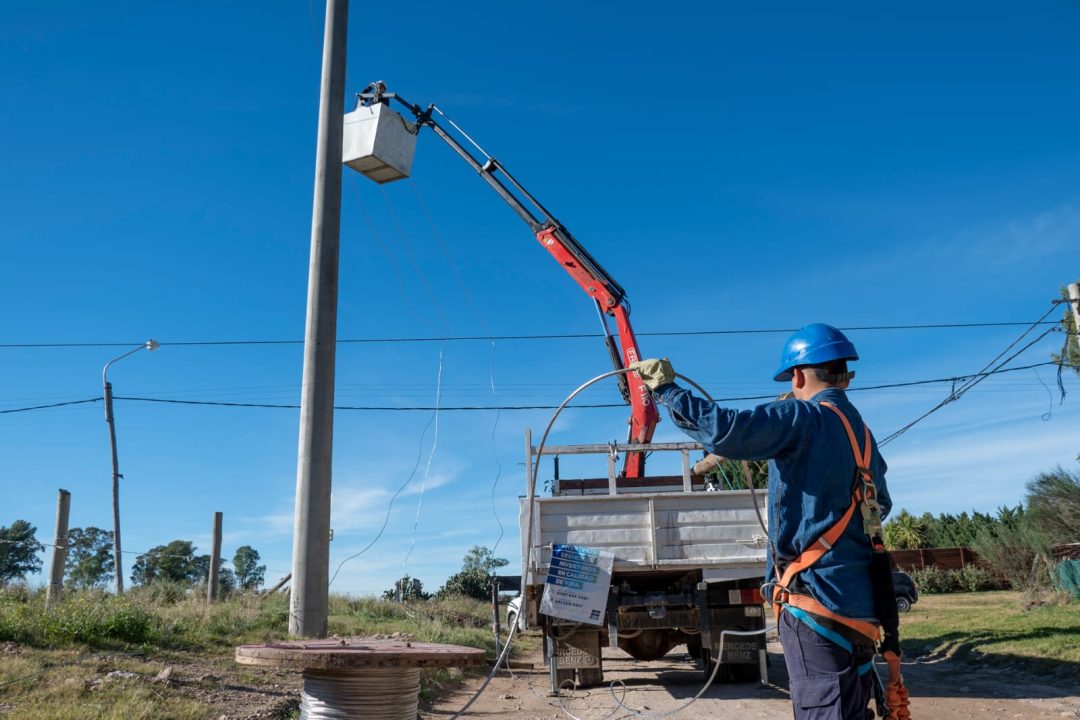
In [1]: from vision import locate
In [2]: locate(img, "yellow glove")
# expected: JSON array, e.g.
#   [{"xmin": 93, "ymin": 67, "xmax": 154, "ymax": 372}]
[{"xmin": 630, "ymin": 358, "xmax": 675, "ymax": 391}]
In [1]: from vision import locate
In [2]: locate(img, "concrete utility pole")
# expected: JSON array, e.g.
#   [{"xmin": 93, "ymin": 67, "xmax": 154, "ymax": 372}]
[
  {"xmin": 290, "ymin": 0, "xmax": 349, "ymax": 638},
  {"xmin": 102, "ymin": 339, "xmax": 159, "ymax": 594},
  {"xmin": 46, "ymin": 489, "xmax": 71, "ymax": 607},
  {"xmin": 208, "ymin": 511, "xmax": 223, "ymax": 603}
]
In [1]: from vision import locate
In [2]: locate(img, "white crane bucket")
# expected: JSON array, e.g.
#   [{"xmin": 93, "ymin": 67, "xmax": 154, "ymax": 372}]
[{"xmin": 342, "ymin": 102, "xmax": 417, "ymax": 183}]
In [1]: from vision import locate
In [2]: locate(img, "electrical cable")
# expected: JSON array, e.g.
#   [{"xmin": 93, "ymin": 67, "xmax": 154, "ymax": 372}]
[
  {"xmin": 879, "ymin": 309, "xmax": 1061, "ymax": 446},
  {"xmin": 301, "ymin": 667, "xmax": 421, "ymax": 720},
  {"xmin": 327, "ymin": 413, "xmax": 436, "ymax": 588},
  {"xmin": 0, "ymin": 397, "xmax": 101, "ymax": 414},
  {"xmin": 519, "ymin": 369, "xmax": 770, "ymax": 720},
  {"xmin": 0, "ymin": 320, "xmax": 1068, "ymax": 349},
  {"xmin": 399, "ymin": 347, "xmax": 445, "ymax": 590}
]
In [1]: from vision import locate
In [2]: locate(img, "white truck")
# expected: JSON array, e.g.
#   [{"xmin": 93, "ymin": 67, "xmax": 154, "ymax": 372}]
[{"xmin": 518, "ymin": 432, "xmax": 770, "ymax": 691}]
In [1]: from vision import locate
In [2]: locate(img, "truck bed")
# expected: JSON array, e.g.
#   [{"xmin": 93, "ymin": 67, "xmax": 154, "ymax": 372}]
[{"xmin": 521, "ymin": 489, "xmax": 768, "ymax": 583}]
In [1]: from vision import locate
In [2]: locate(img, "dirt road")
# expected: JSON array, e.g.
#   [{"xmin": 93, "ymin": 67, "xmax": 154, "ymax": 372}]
[{"xmin": 426, "ymin": 633, "xmax": 1080, "ymax": 720}]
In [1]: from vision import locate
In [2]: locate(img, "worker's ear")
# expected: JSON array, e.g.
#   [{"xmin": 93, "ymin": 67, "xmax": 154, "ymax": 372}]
[{"xmin": 792, "ymin": 367, "xmax": 806, "ymax": 391}]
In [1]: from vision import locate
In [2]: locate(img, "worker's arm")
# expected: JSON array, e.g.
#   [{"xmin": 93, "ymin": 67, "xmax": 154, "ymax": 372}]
[{"xmin": 652, "ymin": 383, "xmax": 806, "ymax": 460}]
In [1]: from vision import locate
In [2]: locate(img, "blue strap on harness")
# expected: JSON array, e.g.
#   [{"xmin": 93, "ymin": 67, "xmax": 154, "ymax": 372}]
[{"xmin": 784, "ymin": 605, "xmax": 854, "ymax": 653}]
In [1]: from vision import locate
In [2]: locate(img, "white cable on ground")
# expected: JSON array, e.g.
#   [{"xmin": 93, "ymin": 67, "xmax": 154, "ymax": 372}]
[
  {"xmin": 609, "ymin": 629, "xmax": 768, "ymax": 719},
  {"xmin": 449, "ymin": 368, "xmax": 771, "ymax": 720}
]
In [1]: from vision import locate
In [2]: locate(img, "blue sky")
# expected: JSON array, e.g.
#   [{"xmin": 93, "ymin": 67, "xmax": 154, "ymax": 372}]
[{"xmin": 2, "ymin": 2, "xmax": 1078, "ymax": 595}]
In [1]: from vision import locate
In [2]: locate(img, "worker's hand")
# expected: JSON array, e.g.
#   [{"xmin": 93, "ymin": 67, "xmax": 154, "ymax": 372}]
[{"xmin": 631, "ymin": 358, "xmax": 675, "ymax": 391}]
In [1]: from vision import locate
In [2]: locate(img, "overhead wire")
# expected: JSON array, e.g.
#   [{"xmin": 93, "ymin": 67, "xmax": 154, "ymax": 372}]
[
  {"xmin": 2, "ymin": 362, "xmax": 1076, "ymax": 416},
  {"xmin": 879, "ymin": 305, "xmax": 1062, "ymax": 446},
  {"xmin": 0, "ymin": 320, "xmax": 1071, "ymax": 349}
]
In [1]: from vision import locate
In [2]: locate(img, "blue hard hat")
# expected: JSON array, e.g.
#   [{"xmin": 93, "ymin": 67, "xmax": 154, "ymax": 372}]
[{"xmin": 773, "ymin": 323, "xmax": 859, "ymax": 382}]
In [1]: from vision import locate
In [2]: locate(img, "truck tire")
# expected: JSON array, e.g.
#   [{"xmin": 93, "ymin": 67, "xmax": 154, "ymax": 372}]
[
  {"xmin": 684, "ymin": 633, "xmax": 703, "ymax": 660},
  {"xmin": 619, "ymin": 629, "xmax": 678, "ymax": 661}
]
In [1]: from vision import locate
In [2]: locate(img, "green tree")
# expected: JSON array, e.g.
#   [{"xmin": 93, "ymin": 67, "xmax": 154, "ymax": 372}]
[
  {"xmin": 1025, "ymin": 466, "xmax": 1080, "ymax": 546},
  {"xmin": 383, "ymin": 574, "xmax": 430, "ymax": 601},
  {"xmin": 883, "ymin": 509, "xmax": 927, "ymax": 550},
  {"xmin": 0, "ymin": 520, "xmax": 43, "ymax": 583},
  {"xmin": 64, "ymin": 527, "xmax": 114, "ymax": 589},
  {"xmin": 232, "ymin": 546, "xmax": 266, "ymax": 591},
  {"xmin": 438, "ymin": 546, "xmax": 509, "ymax": 600},
  {"xmin": 131, "ymin": 540, "xmax": 199, "ymax": 586},
  {"xmin": 192, "ymin": 554, "xmax": 237, "ymax": 596}
]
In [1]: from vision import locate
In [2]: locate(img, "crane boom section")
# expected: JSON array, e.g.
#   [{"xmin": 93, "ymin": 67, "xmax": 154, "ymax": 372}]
[{"xmin": 365, "ymin": 88, "xmax": 658, "ymax": 476}]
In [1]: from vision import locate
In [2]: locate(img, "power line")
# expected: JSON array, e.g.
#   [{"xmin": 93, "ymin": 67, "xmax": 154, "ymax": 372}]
[
  {"xmin": 101, "ymin": 361, "xmax": 1071, "ymax": 412},
  {"xmin": 0, "ymin": 320, "xmax": 1067, "ymax": 349},
  {"xmin": 879, "ymin": 307, "xmax": 1062, "ymax": 447},
  {"xmin": 0, "ymin": 397, "xmax": 101, "ymax": 414}
]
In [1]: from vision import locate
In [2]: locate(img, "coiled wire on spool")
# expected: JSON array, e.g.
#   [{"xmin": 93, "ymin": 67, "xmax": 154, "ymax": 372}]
[{"xmin": 301, "ymin": 668, "xmax": 421, "ymax": 720}]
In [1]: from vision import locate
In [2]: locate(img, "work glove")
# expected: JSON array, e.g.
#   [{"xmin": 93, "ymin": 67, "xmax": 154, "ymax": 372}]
[
  {"xmin": 630, "ymin": 358, "xmax": 675, "ymax": 391},
  {"xmin": 693, "ymin": 453, "xmax": 726, "ymax": 475}
]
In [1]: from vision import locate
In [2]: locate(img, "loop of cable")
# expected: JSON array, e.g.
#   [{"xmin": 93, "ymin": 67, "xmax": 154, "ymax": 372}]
[{"xmin": 300, "ymin": 668, "xmax": 420, "ymax": 720}]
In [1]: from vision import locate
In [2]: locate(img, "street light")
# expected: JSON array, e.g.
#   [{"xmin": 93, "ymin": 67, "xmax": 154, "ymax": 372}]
[{"xmin": 102, "ymin": 339, "xmax": 159, "ymax": 594}]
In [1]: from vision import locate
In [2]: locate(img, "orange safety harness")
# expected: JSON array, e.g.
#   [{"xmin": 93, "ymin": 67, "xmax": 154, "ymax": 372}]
[{"xmin": 768, "ymin": 400, "xmax": 911, "ymax": 719}]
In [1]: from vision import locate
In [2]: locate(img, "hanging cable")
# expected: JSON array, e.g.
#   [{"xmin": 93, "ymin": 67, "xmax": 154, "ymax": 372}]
[
  {"xmin": 399, "ymin": 347, "xmax": 446, "ymax": 589},
  {"xmin": 327, "ymin": 413, "xmax": 436, "ymax": 587},
  {"xmin": 880, "ymin": 306, "xmax": 1060, "ymax": 446}
]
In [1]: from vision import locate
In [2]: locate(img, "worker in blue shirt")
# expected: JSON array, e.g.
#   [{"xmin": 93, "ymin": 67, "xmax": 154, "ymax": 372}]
[{"xmin": 633, "ymin": 323, "xmax": 894, "ymax": 720}]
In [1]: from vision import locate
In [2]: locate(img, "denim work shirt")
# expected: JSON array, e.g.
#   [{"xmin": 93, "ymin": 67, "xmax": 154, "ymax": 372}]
[{"xmin": 653, "ymin": 385, "xmax": 891, "ymax": 621}]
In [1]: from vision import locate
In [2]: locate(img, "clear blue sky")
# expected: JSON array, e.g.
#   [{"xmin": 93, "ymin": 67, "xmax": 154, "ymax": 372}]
[{"xmin": 2, "ymin": 2, "xmax": 1078, "ymax": 595}]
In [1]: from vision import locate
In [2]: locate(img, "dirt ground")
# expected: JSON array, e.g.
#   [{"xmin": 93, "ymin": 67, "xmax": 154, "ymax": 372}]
[{"xmin": 426, "ymin": 631, "xmax": 1080, "ymax": 720}]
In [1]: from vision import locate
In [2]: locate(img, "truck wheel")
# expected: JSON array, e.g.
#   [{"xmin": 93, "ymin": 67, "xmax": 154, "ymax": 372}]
[
  {"xmin": 685, "ymin": 634, "xmax": 703, "ymax": 659},
  {"xmin": 896, "ymin": 596, "xmax": 912, "ymax": 613}
]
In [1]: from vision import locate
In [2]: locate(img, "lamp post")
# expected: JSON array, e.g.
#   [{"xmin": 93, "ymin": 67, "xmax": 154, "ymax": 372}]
[{"xmin": 103, "ymin": 339, "xmax": 159, "ymax": 594}]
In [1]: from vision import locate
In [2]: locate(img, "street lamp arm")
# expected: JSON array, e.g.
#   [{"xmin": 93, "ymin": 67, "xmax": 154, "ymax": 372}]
[{"xmin": 102, "ymin": 339, "xmax": 159, "ymax": 385}]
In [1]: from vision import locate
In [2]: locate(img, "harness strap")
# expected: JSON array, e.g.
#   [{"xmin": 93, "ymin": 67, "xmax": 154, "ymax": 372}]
[
  {"xmin": 777, "ymin": 590, "xmax": 882, "ymax": 644},
  {"xmin": 770, "ymin": 399, "xmax": 884, "ymax": 646},
  {"xmin": 819, "ymin": 401, "xmax": 871, "ymax": 479}
]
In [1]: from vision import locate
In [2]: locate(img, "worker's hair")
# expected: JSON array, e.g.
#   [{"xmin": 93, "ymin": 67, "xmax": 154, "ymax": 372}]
[{"xmin": 805, "ymin": 360, "xmax": 853, "ymax": 385}]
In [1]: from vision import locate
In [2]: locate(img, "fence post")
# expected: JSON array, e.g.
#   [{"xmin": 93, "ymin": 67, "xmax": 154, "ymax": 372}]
[
  {"xmin": 208, "ymin": 512, "xmax": 223, "ymax": 603},
  {"xmin": 46, "ymin": 489, "xmax": 71, "ymax": 607}
]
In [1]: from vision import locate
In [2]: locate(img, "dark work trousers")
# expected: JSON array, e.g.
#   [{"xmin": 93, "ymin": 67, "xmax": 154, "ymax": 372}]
[{"xmin": 779, "ymin": 610, "xmax": 874, "ymax": 720}]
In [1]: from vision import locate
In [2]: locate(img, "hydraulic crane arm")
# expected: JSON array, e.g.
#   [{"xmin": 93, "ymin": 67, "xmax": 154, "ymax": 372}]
[{"xmin": 357, "ymin": 83, "xmax": 658, "ymax": 477}]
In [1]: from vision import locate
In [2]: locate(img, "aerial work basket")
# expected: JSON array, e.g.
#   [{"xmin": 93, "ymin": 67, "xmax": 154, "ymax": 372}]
[{"xmin": 342, "ymin": 101, "xmax": 417, "ymax": 184}]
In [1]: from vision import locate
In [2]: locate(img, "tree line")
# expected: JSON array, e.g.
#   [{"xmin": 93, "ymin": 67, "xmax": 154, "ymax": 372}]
[
  {"xmin": 0, "ymin": 523, "xmax": 266, "ymax": 594},
  {"xmin": 884, "ymin": 465, "xmax": 1080, "ymax": 592}
]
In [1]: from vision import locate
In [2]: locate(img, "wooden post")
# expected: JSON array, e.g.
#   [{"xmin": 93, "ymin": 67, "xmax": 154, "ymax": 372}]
[
  {"xmin": 208, "ymin": 512, "xmax": 223, "ymax": 603},
  {"xmin": 46, "ymin": 489, "xmax": 71, "ymax": 607}
]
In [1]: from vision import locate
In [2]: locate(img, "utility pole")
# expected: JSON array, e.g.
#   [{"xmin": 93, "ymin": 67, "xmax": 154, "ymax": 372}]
[
  {"xmin": 102, "ymin": 339, "xmax": 158, "ymax": 595},
  {"xmin": 208, "ymin": 511, "xmax": 223, "ymax": 603},
  {"xmin": 1068, "ymin": 283, "xmax": 1080, "ymax": 341},
  {"xmin": 290, "ymin": 0, "xmax": 349, "ymax": 638},
  {"xmin": 46, "ymin": 489, "xmax": 71, "ymax": 607}
]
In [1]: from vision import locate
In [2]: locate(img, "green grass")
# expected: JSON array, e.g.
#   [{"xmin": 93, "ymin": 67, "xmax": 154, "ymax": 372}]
[
  {"xmin": 0, "ymin": 586, "xmax": 521, "ymax": 717},
  {"xmin": 900, "ymin": 590, "xmax": 1080, "ymax": 677}
]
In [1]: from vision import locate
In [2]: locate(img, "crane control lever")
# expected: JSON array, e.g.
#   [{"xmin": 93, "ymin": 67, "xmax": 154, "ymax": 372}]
[{"xmin": 356, "ymin": 82, "xmax": 658, "ymax": 477}]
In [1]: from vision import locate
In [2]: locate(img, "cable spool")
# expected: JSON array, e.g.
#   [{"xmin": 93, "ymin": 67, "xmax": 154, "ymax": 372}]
[
  {"xmin": 235, "ymin": 639, "xmax": 484, "ymax": 720},
  {"xmin": 301, "ymin": 668, "xmax": 420, "ymax": 720}
]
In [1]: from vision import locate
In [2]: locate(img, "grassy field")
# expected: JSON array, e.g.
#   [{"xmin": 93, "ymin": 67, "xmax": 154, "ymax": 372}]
[
  {"xmin": 899, "ymin": 590, "xmax": 1080, "ymax": 676},
  {"xmin": 0, "ymin": 586, "xmax": 524, "ymax": 719}
]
